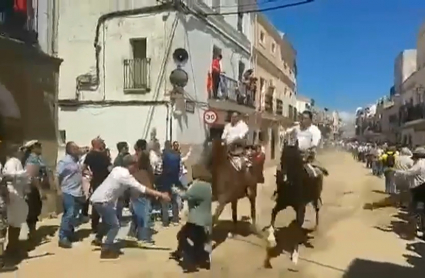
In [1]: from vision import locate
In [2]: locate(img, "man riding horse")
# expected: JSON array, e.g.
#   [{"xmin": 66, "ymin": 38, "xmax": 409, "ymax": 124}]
[
  {"xmin": 221, "ymin": 112, "xmax": 249, "ymax": 169},
  {"xmin": 283, "ymin": 110, "xmax": 323, "ymax": 178},
  {"xmin": 264, "ymin": 110, "xmax": 328, "ymax": 268}
]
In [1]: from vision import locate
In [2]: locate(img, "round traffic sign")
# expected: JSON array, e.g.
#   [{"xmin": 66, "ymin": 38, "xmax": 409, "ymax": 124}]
[{"xmin": 203, "ymin": 109, "xmax": 218, "ymax": 124}]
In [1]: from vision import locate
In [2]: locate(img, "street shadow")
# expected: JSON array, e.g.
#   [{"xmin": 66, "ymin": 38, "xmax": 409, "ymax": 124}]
[
  {"xmin": 75, "ymin": 228, "xmax": 92, "ymax": 242},
  {"xmin": 374, "ymin": 210, "xmax": 417, "ymax": 240},
  {"xmin": 211, "ymin": 219, "xmax": 254, "ymax": 250},
  {"xmin": 266, "ymin": 220, "xmax": 315, "ymax": 261},
  {"xmin": 363, "ymin": 195, "xmax": 398, "ymax": 210},
  {"xmin": 342, "ymin": 245, "xmax": 425, "ymax": 278},
  {"xmin": 371, "ymin": 189, "xmax": 388, "ymax": 195},
  {"xmin": 3, "ymin": 225, "xmax": 58, "ymax": 270},
  {"xmin": 26, "ymin": 224, "xmax": 59, "ymax": 251},
  {"xmin": 119, "ymin": 239, "xmax": 172, "ymax": 251}
]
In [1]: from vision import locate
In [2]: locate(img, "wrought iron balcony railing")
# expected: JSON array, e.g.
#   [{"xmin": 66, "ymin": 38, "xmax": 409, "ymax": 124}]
[
  {"xmin": 399, "ymin": 103, "xmax": 425, "ymax": 124},
  {"xmin": 123, "ymin": 58, "xmax": 151, "ymax": 92},
  {"xmin": 210, "ymin": 74, "xmax": 255, "ymax": 108}
]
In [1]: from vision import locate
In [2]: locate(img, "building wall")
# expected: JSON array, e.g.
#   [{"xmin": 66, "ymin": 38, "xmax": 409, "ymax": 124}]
[
  {"xmin": 295, "ymin": 97, "xmax": 310, "ymax": 115},
  {"xmin": 394, "ymin": 50, "xmax": 417, "ymax": 94},
  {"xmin": 56, "ymin": 0, "xmax": 251, "ymax": 156},
  {"xmin": 417, "ymin": 22, "xmax": 425, "ymax": 71},
  {"xmin": 254, "ymin": 14, "xmax": 297, "ymax": 116}
]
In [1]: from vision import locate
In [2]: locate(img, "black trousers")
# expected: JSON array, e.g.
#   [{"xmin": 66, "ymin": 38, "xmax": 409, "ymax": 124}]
[
  {"xmin": 211, "ymin": 71, "xmax": 220, "ymax": 99},
  {"xmin": 411, "ymin": 183, "xmax": 425, "ymax": 206},
  {"xmin": 177, "ymin": 222, "xmax": 210, "ymax": 265},
  {"xmin": 26, "ymin": 186, "xmax": 42, "ymax": 233}
]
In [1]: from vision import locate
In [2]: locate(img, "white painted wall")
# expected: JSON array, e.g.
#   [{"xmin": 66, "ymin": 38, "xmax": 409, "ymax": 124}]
[
  {"xmin": 394, "ymin": 50, "xmax": 417, "ymax": 94},
  {"xmin": 417, "ymin": 22, "xmax": 425, "ymax": 71},
  {"xmin": 295, "ymin": 97, "xmax": 310, "ymax": 114},
  {"xmin": 56, "ymin": 0, "xmax": 251, "ymax": 155}
]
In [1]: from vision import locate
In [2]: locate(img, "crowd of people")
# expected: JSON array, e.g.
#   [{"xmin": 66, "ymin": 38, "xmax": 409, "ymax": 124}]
[
  {"xmin": 0, "ymin": 135, "xmax": 214, "ymax": 271},
  {"xmin": 346, "ymin": 141, "xmax": 425, "ymax": 237}
]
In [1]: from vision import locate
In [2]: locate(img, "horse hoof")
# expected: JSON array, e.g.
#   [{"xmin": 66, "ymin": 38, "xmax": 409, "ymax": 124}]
[
  {"xmin": 291, "ymin": 250, "xmax": 299, "ymax": 264},
  {"xmin": 227, "ymin": 232, "xmax": 234, "ymax": 238},
  {"xmin": 264, "ymin": 260, "xmax": 272, "ymax": 269}
]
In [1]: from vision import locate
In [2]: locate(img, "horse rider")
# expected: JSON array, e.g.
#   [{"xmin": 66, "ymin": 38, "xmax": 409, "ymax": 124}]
[
  {"xmin": 221, "ymin": 111, "xmax": 249, "ymax": 157},
  {"xmin": 284, "ymin": 110, "xmax": 322, "ymax": 178}
]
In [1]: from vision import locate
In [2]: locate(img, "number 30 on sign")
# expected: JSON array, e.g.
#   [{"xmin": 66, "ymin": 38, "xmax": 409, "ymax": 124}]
[{"xmin": 203, "ymin": 109, "xmax": 218, "ymax": 124}]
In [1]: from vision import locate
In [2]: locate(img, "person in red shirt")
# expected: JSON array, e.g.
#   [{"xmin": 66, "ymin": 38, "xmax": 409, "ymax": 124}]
[{"xmin": 211, "ymin": 55, "xmax": 222, "ymax": 99}]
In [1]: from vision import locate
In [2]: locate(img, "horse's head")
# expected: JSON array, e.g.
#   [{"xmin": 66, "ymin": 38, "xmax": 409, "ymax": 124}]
[{"xmin": 281, "ymin": 133, "xmax": 304, "ymax": 183}]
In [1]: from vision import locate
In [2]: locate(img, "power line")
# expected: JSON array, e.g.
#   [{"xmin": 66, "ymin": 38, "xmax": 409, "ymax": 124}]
[
  {"xmin": 205, "ymin": 0, "xmax": 315, "ymax": 16},
  {"xmin": 214, "ymin": 0, "xmax": 282, "ymax": 9}
]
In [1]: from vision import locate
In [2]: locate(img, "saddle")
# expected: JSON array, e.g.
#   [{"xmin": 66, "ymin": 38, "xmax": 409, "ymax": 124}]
[
  {"xmin": 226, "ymin": 142, "xmax": 251, "ymax": 172},
  {"xmin": 300, "ymin": 150, "xmax": 322, "ymax": 178}
]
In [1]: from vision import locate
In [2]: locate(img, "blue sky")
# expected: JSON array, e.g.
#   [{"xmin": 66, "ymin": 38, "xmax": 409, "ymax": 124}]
[{"xmin": 264, "ymin": 0, "xmax": 425, "ymax": 116}]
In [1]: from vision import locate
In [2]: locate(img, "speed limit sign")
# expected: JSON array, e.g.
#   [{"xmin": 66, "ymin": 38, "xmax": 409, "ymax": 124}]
[{"xmin": 203, "ymin": 109, "xmax": 218, "ymax": 124}]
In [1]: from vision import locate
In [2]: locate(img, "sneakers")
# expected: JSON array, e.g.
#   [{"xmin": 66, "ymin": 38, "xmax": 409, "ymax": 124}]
[
  {"xmin": 137, "ymin": 241, "xmax": 156, "ymax": 249},
  {"xmin": 100, "ymin": 249, "xmax": 120, "ymax": 259},
  {"xmin": 91, "ymin": 238, "xmax": 102, "ymax": 247},
  {"xmin": 58, "ymin": 239, "xmax": 72, "ymax": 249}
]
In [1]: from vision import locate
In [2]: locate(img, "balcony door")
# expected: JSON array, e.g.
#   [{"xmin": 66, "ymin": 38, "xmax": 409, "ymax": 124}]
[{"xmin": 131, "ymin": 38, "xmax": 147, "ymax": 88}]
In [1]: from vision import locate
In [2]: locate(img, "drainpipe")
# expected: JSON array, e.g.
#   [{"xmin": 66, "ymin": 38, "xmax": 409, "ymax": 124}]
[{"xmin": 76, "ymin": 3, "xmax": 175, "ymax": 92}]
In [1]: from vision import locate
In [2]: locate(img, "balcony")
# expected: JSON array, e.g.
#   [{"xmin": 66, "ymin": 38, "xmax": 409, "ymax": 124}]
[
  {"xmin": 0, "ymin": 1, "xmax": 37, "ymax": 44},
  {"xmin": 276, "ymin": 99, "xmax": 283, "ymax": 115},
  {"xmin": 210, "ymin": 74, "xmax": 256, "ymax": 108},
  {"xmin": 399, "ymin": 103, "xmax": 425, "ymax": 125},
  {"xmin": 264, "ymin": 94, "xmax": 273, "ymax": 113},
  {"xmin": 123, "ymin": 58, "xmax": 151, "ymax": 93}
]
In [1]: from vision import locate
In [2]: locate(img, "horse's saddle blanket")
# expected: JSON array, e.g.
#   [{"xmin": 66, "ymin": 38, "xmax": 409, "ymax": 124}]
[{"xmin": 229, "ymin": 155, "xmax": 251, "ymax": 171}]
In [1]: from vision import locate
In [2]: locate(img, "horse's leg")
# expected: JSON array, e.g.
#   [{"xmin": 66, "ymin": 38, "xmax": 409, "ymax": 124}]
[
  {"xmin": 212, "ymin": 202, "xmax": 226, "ymax": 226},
  {"xmin": 263, "ymin": 204, "xmax": 283, "ymax": 269},
  {"xmin": 229, "ymin": 200, "xmax": 238, "ymax": 237},
  {"xmin": 313, "ymin": 197, "xmax": 322, "ymax": 230},
  {"xmin": 291, "ymin": 205, "xmax": 306, "ymax": 264},
  {"xmin": 247, "ymin": 185, "xmax": 257, "ymax": 233},
  {"xmin": 265, "ymin": 204, "xmax": 281, "ymax": 247}
]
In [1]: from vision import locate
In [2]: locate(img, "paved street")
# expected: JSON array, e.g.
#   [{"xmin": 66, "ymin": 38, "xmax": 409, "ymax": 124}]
[{"xmin": 1, "ymin": 151, "xmax": 424, "ymax": 277}]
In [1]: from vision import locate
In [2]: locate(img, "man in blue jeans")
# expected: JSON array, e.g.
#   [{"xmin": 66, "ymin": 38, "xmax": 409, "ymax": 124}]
[
  {"xmin": 90, "ymin": 154, "xmax": 170, "ymax": 259},
  {"xmin": 161, "ymin": 141, "xmax": 181, "ymax": 226},
  {"xmin": 57, "ymin": 142, "xmax": 86, "ymax": 248}
]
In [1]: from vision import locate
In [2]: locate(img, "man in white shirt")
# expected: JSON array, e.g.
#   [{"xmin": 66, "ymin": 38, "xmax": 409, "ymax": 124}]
[
  {"xmin": 395, "ymin": 147, "xmax": 425, "ymax": 230},
  {"xmin": 90, "ymin": 154, "xmax": 170, "ymax": 259},
  {"xmin": 221, "ymin": 112, "xmax": 249, "ymax": 155},
  {"xmin": 284, "ymin": 110, "xmax": 323, "ymax": 177}
]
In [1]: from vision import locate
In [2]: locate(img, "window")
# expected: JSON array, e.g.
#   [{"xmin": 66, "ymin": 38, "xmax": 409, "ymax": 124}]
[
  {"xmin": 212, "ymin": 0, "xmax": 220, "ymax": 12},
  {"xmin": 276, "ymin": 99, "xmax": 283, "ymax": 115},
  {"xmin": 124, "ymin": 38, "xmax": 151, "ymax": 91},
  {"xmin": 271, "ymin": 42, "xmax": 276, "ymax": 53},
  {"xmin": 237, "ymin": 13, "xmax": 243, "ymax": 32},
  {"xmin": 259, "ymin": 31, "xmax": 265, "ymax": 44}
]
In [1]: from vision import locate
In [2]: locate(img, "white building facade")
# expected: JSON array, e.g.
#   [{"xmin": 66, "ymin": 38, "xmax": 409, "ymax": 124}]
[
  {"xmin": 55, "ymin": 0, "xmax": 255, "ymax": 157},
  {"xmin": 295, "ymin": 95, "xmax": 311, "ymax": 116}
]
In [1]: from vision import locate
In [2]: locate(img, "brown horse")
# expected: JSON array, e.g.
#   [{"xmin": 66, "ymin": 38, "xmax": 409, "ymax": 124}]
[
  {"xmin": 206, "ymin": 139, "xmax": 263, "ymax": 234},
  {"xmin": 264, "ymin": 138, "xmax": 328, "ymax": 268}
]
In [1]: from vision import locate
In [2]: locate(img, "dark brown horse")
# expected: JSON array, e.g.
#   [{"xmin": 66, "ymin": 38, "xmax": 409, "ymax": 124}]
[
  {"xmin": 264, "ymin": 138, "xmax": 328, "ymax": 268},
  {"xmin": 205, "ymin": 139, "xmax": 264, "ymax": 234}
]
